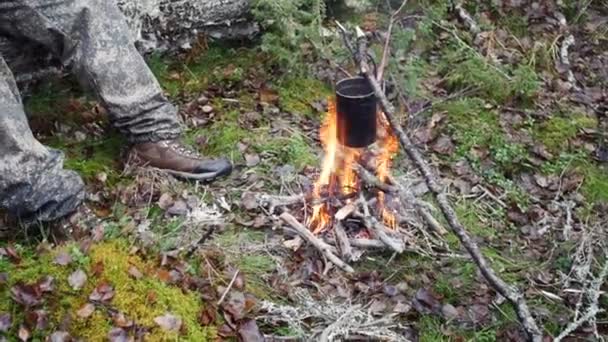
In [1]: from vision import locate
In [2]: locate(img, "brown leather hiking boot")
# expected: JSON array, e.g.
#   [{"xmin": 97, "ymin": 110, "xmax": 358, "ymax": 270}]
[{"xmin": 130, "ymin": 140, "xmax": 232, "ymax": 181}]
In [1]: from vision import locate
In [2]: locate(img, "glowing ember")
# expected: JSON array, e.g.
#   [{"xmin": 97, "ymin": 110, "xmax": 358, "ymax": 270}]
[{"xmin": 308, "ymin": 99, "xmax": 398, "ymax": 233}]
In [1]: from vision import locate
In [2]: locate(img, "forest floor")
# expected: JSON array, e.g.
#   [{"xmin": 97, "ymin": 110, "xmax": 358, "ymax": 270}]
[{"xmin": 1, "ymin": 1, "xmax": 607, "ymax": 341}]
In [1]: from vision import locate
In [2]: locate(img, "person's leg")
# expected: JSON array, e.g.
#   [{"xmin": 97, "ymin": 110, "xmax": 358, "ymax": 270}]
[
  {"xmin": 0, "ymin": 0, "xmax": 181, "ymax": 143},
  {"xmin": 0, "ymin": 56, "xmax": 84, "ymax": 222},
  {"xmin": 1, "ymin": 0, "xmax": 232, "ymax": 181}
]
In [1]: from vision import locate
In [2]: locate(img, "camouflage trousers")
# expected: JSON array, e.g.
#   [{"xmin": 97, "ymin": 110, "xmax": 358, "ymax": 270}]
[{"xmin": 0, "ymin": 0, "xmax": 182, "ymax": 222}]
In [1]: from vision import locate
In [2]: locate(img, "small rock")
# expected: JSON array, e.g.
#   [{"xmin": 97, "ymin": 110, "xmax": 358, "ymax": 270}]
[
  {"xmin": 158, "ymin": 193, "xmax": 173, "ymax": 210},
  {"xmin": 197, "ymin": 95, "xmax": 209, "ymax": 105},
  {"xmin": 442, "ymin": 304, "xmax": 459, "ymax": 320},
  {"xmin": 49, "ymin": 331, "xmax": 71, "ymax": 342},
  {"xmin": 201, "ymin": 105, "xmax": 214, "ymax": 114},
  {"xmin": 74, "ymin": 131, "xmax": 87, "ymax": 142},
  {"xmin": 167, "ymin": 200, "xmax": 188, "ymax": 216},
  {"xmin": 245, "ymin": 154, "xmax": 260, "ymax": 167}
]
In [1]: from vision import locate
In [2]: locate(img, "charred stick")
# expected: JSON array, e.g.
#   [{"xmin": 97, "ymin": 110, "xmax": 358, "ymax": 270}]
[
  {"xmin": 333, "ymin": 220, "xmax": 354, "ymax": 262},
  {"xmin": 351, "ymin": 28, "xmax": 543, "ymax": 341},
  {"xmin": 358, "ymin": 194, "xmax": 405, "ymax": 253},
  {"xmin": 280, "ymin": 212, "xmax": 354, "ymax": 273}
]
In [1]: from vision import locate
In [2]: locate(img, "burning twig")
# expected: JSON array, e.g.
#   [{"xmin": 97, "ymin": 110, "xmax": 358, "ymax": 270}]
[
  {"xmin": 342, "ymin": 26, "xmax": 543, "ymax": 341},
  {"xmin": 280, "ymin": 212, "xmax": 354, "ymax": 273}
]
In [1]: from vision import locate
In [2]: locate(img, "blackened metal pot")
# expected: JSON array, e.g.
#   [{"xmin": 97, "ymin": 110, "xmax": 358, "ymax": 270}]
[{"xmin": 336, "ymin": 77, "xmax": 377, "ymax": 148}]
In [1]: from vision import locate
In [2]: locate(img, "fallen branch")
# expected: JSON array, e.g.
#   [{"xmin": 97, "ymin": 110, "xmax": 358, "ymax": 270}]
[
  {"xmin": 280, "ymin": 212, "xmax": 354, "ymax": 273},
  {"xmin": 344, "ymin": 26, "xmax": 543, "ymax": 341}
]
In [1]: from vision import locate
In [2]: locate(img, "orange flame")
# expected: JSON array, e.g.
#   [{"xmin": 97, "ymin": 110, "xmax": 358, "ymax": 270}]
[
  {"xmin": 376, "ymin": 113, "xmax": 399, "ymax": 229},
  {"xmin": 309, "ymin": 100, "xmax": 362, "ymax": 233},
  {"xmin": 308, "ymin": 100, "xmax": 398, "ymax": 233}
]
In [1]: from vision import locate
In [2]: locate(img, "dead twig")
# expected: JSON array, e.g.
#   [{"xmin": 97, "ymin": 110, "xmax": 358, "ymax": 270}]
[
  {"xmin": 357, "ymin": 165, "xmax": 448, "ymax": 236},
  {"xmin": 333, "ymin": 220, "xmax": 354, "ymax": 262},
  {"xmin": 347, "ymin": 27, "xmax": 543, "ymax": 341},
  {"xmin": 377, "ymin": 0, "xmax": 409, "ymax": 82},
  {"xmin": 280, "ymin": 212, "xmax": 354, "ymax": 273},
  {"xmin": 452, "ymin": 1, "xmax": 480, "ymax": 36},
  {"xmin": 555, "ymin": 249, "xmax": 608, "ymax": 341},
  {"xmin": 555, "ymin": 11, "xmax": 579, "ymax": 90},
  {"xmin": 259, "ymin": 193, "xmax": 305, "ymax": 213},
  {"xmin": 217, "ymin": 269, "xmax": 240, "ymax": 306}
]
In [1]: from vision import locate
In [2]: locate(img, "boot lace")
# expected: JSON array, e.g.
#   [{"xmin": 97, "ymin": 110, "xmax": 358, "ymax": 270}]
[{"xmin": 161, "ymin": 140, "xmax": 202, "ymax": 159}]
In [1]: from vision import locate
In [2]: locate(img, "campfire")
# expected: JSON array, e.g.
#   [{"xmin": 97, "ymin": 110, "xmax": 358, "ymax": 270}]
[
  {"xmin": 259, "ymin": 76, "xmax": 448, "ymax": 272},
  {"xmin": 308, "ymin": 91, "xmax": 399, "ymax": 235}
]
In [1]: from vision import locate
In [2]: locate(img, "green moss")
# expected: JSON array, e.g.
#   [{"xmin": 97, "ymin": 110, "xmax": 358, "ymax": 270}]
[
  {"xmin": 148, "ymin": 45, "xmax": 263, "ymax": 98},
  {"xmin": 580, "ymin": 164, "xmax": 608, "ymax": 204},
  {"xmin": 45, "ymin": 133, "xmax": 125, "ymax": 184},
  {"xmin": 419, "ymin": 315, "xmax": 449, "ymax": 342},
  {"xmin": 534, "ymin": 113, "xmax": 597, "ymax": 153},
  {"xmin": 454, "ymin": 201, "xmax": 496, "ymax": 241},
  {"xmin": 439, "ymin": 41, "xmax": 540, "ymax": 103},
  {"xmin": 256, "ymin": 133, "xmax": 316, "ymax": 170},
  {"xmin": 433, "ymin": 260, "xmax": 476, "ymax": 303},
  {"xmin": 75, "ymin": 240, "xmax": 214, "ymax": 341},
  {"xmin": 497, "ymin": 14, "xmax": 529, "ymax": 37},
  {"xmin": 277, "ymin": 77, "xmax": 332, "ymax": 117},
  {"xmin": 147, "ymin": 54, "xmax": 183, "ymax": 98},
  {"xmin": 439, "ymin": 98, "xmax": 501, "ymax": 158},
  {"xmin": 192, "ymin": 110, "xmax": 249, "ymax": 160}
]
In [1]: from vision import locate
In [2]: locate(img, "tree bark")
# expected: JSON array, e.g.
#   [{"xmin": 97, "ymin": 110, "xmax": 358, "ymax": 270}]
[{"xmin": 0, "ymin": 0, "xmax": 256, "ymax": 83}]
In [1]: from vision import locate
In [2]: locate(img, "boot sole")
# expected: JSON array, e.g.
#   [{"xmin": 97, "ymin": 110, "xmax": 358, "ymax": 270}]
[{"xmin": 155, "ymin": 168, "xmax": 231, "ymax": 182}]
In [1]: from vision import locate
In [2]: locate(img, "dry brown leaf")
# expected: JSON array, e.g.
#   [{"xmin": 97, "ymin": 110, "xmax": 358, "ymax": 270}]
[
  {"xmin": 154, "ymin": 313, "xmax": 182, "ymax": 332},
  {"xmin": 68, "ymin": 270, "xmax": 87, "ymax": 291},
  {"xmin": 18, "ymin": 325, "xmax": 30, "ymax": 341},
  {"xmin": 0, "ymin": 313, "xmax": 11, "ymax": 332},
  {"xmin": 77, "ymin": 303, "xmax": 95, "ymax": 318},
  {"xmin": 128, "ymin": 266, "xmax": 144, "ymax": 280},
  {"xmin": 53, "ymin": 252, "xmax": 72, "ymax": 266}
]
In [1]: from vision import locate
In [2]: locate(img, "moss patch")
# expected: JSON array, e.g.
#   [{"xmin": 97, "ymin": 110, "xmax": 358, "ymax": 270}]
[
  {"xmin": 0, "ymin": 240, "xmax": 215, "ymax": 341},
  {"xmin": 148, "ymin": 45, "xmax": 264, "ymax": 98},
  {"xmin": 45, "ymin": 133, "xmax": 125, "ymax": 184},
  {"xmin": 439, "ymin": 97, "xmax": 502, "ymax": 158},
  {"xmin": 439, "ymin": 41, "xmax": 540, "ymax": 103},
  {"xmin": 580, "ymin": 164, "xmax": 608, "ymax": 204},
  {"xmin": 533, "ymin": 112, "xmax": 597, "ymax": 153},
  {"xmin": 277, "ymin": 77, "xmax": 332, "ymax": 117}
]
